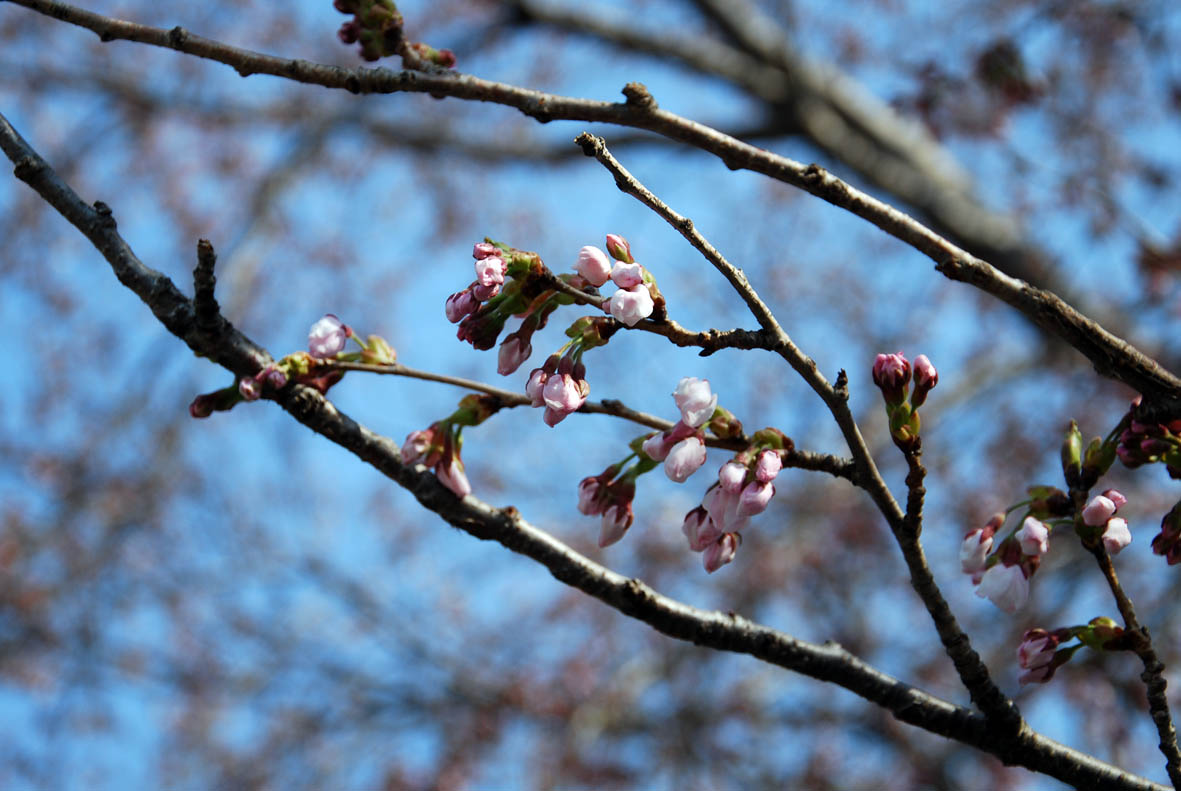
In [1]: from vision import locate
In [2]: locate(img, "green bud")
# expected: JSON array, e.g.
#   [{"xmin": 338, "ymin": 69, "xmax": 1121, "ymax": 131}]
[{"xmin": 1061, "ymin": 420, "xmax": 1083, "ymax": 488}]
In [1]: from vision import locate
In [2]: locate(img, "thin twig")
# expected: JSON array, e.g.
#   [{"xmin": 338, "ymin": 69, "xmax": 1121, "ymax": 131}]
[{"xmin": 5, "ymin": 0, "xmax": 1179, "ymax": 403}]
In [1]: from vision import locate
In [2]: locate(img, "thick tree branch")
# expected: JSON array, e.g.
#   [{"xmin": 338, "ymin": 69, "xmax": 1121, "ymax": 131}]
[{"xmin": 0, "ymin": 104, "xmax": 1167, "ymax": 791}]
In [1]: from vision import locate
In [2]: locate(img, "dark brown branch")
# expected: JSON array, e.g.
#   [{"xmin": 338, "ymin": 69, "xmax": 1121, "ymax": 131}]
[
  {"xmin": 6, "ymin": 0, "xmax": 1179, "ymax": 403},
  {"xmin": 0, "ymin": 106, "xmax": 1166, "ymax": 791}
]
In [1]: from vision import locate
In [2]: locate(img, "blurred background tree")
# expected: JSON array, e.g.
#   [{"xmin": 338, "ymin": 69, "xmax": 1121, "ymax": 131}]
[{"xmin": 2, "ymin": 0, "xmax": 1180, "ymax": 788}]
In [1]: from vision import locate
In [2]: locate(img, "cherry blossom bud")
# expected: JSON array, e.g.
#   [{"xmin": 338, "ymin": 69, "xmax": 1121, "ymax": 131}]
[
  {"xmin": 1017, "ymin": 629, "xmax": 1060, "ymax": 685},
  {"xmin": 437, "ymin": 460, "xmax": 471, "ymax": 498},
  {"xmin": 308, "ymin": 314, "xmax": 349, "ymax": 358},
  {"xmin": 1102, "ymin": 489, "xmax": 1128, "ymax": 510},
  {"xmin": 473, "ymin": 242, "xmax": 498, "ymax": 260},
  {"xmin": 664, "ymin": 437, "xmax": 707, "ymax": 483},
  {"xmin": 605, "ymin": 233, "xmax": 632, "ymax": 262},
  {"xmin": 189, "ymin": 394, "xmax": 216, "ymax": 418},
  {"xmin": 497, "ymin": 335, "xmax": 532, "ymax": 376},
  {"xmin": 578, "ymin": 477, "xmax": 604, "ymax": 515},
  {"xmin": 575, "ymin": 246, "xmax": 612, "ymax": 287},
  {"xmin": 238, "ymin": 375, "xmax": 262, "ymax": 401},
  {"xmin": 599, "ymin": 504, "xmax": 633, "ymax": 547},
  {"xmin": 543, "ymin": 406, "xmax": 570, "ymax": 427},
  {"xmin": 445, "ymin": 290, "xmax": 478, "ymax": 322},
  {"xmin": 718, "ymin": 461, "xmax": 747, "ymax": 494},
  {"xmin": 475, "ymin": 256, "xmax": 506, "ymax": 288},
  {"xmin": 975, "ymin": 563, "xmax": 1029, "ymax": 614},
  {"xmin": 910, "ymin": 354, "xmax": 938, "ymax": 408},
  {"xmin": 543, "ymin": 373, "xmax": 585, "ymax": 414},
  {"xmin": 471, "ymin": 282, "xmax": 500, "ymax": 301},
  {"xmin": 401, "ymin": 429, "xmax": 435, "ymax": 465},
  {"xmin": 960, "ymin": 528, "xmax": 993, "ymax": 580},
  {"xmin": 755, "ymin": 450, "xmax": 782, "ymax": 483},
  {"xmin": 264, "ymin": 366, "xmax": 288, "ymax": 389},
  {"xmin": 682, "ymin": 506, "xmax": 719, "ymax": 551},
  {"xmin": 1017, "ymin": 516, "xmax": 1050, "ymax": 557},
  {"xmin": 1082, "ymin": 495, "xmax": 1116, "ymax": 527},
  {"xmin": 872, "ymin": 352, "xmax": 910, "ymax": 405},
  {"xmin": 736, "ymin": 480, "xmax": 774, "ymax": 518},
  {"xmin": 642, "ymin": 432, "xmax": 671, "ymax": 462},
  {"xmin": 610, "ymin": 262, "xmax": 644, "ymax": 289},
  {"xmin": 525, "ymin": 368, "xmax": 548, "ymax": 407},
  {"xmin": 609, "ymin": 285, "xmax": 655, "ymax": 327},
  {"xmin": 1102, "ymin": 517, "xmax": 1131, "ymax": 555},
  {"xmin": 704, "ymin": 485, "xmax": 749, "ymax": 534},
  {"xmin": 674, "ymin": 377, "xmax": 718, "ymax": 429},
  {"xmin": 703, "ymin": 533, "xmax": 739, "ymax": 573}
]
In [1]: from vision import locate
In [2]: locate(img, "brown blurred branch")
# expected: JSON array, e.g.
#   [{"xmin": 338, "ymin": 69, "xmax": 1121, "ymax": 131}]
[
  {"xmin": 0, "ymin": 106, "xmax": 1166, "ymax": 791},
  {"xmin": 6, "ymin": 0, "xmax": 1178, "ymax": 405}
]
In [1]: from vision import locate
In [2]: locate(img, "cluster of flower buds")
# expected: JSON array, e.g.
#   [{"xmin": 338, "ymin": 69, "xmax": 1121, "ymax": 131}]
[
  {"xmin": 641, "ymin": 378, "xmax": 718, "ymax": 482},
  {"xmin": 574, "ymin": 234, "xmax": 661, "ymax": 327},
  {"xmin": 871, "ymin": 352, "xmax": 937, "ymax": 449},
  {"xmin": 683, "ymin": 429, "xmax": 790, "ymax": 574},
  {"xmin": 527, "ymin": 353, "xmax": 591, "ymax": 427},
  {"xmin": 1152, "ymin": 500, "xmax": 1181, "ymax": 564},
  {"xmin": 1080, "ymin": 490, "xmax": 1131, "ymax": 555},
  {"xmin": 962, "ymin": 486, "xmax": 1072, "ymax": 612},
  {"xmin": 1016, "ymin": 617, "xmax": 1132, "ymax": 686},
  {"xmin": 333, "ymin": 0, "xmax": 455, "ymax": 66},
  {"xmin": 578, "ymin": 463, "xmax": 640, "ymax": 548},
  {"xmin": 1115, "ymin": 407, "xmax": 1181, "ymax": 478},
  {"xmin": 400, "ymin": 394, "xmax": 502, "ymax": 498},
  {"xmin": 189, "ymin": 314, "xmax": 396, "ymax": 416}
]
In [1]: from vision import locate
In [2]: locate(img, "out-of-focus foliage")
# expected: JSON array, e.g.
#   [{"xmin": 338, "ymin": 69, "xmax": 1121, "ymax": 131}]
[{"xmin": 1, "ymin": 0, "xmax": 1180, "ymax": 788}]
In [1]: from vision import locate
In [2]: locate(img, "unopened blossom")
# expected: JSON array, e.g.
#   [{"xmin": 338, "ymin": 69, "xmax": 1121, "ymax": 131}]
[
  {"xmin": 642, "ymin": 431, "xmax": 671, "ymax": 461},
  {"xmin": 401, "ymin": 429, "xmax": 436, "ymax": 466},
  {"xmin": 575, "ymin": 245, "xmax": 612, "ymax": 287},
  {"xmin": 911, "ymin": 354, "xmax": 938, "ymax": 407},
  {"xmin": 755, "ymin": 450, "xmax": 782, "ymax": 483},
  {"xmin": 610, "ymin": 262, "xmax": 644, "ymax": 289},
  {"xmin": 497, "ymin": 335, "xmax": 532, "ymax": 375},
  {"xmin": 472, "ymin": 242, "xmax": 498, "ymax": 259},
  {"xmin": 1017, "ymin": 629, "xmax": 1059, "ymax": 685},
  {"xmin": 1082, "ymin": 495, "xmax": 1116, "ymax": 527},
  {"xmin": 703, "ymin": 533, "xmax": 739, "ymax": 573},
  {"xmin": 238, "ymin": 376, "xmax": 263, "ymax": 401},
  {"xmin": 975, "ymin": 563, "xmax": 1029, "ymax": 614},
  {"xmin": 674, "ymin": 377, "xmax": 718, "ymax": 428},
  {"xmin": 474, "ymin": 255, "xmax": 506, "ymax": 288},
  {"xmin": 263, "ymin": 366, "xmax": 288, "ymax": 389},
  {"xmin": 872, "ymin": 352, "xmax": 910, "ymax": 404},
  {"xmin": 1103, "ymin": 489, "xmax": 1128, "ymax": 509},
  {"xmin": 718, "ymin": 461, "xmax": 747, "ymax": 494},
  {"xmin": 1102, "ymin": 517, "xmax": 1132, "ymax": 555},
  {"xmin": 308, "ymin": 314, "xmax": 349, "ymax": 358},
  {"xmin": 960, "ymin": 528, "xmax": 993, "ymax": 581},
  {"xmin": 609, "ymin": 284, "xmax": 654, "ymax": 326},
  {"xmin": 599, "ymin": 503, "xmax": 633, "ymax": 547},
  {"xmin": 605, "ymin": 233, "xmax": 632, "ymax": 262},
  {"xmin": 664, "ymin": 437, "xmax": 707, "ymax": 483},
  {"xmin": 704, "ymin": 485, "xmax": 749, "ymax": 534},
  {"xmin": 682, "ymin": 506, "xmax": 719, "ymax": 551},
  {"xmin": 436, "ymin": 455, "xmax": 472, "ymax": 498},
  {"xmin": 543, "ymin": 372, "xmax": 585, "ymax": 414},
  {"xmin": 525, "ymin": 368, "xmax": 548, "ymax": 407},
  {"xmin": 736, "ymin": 480, "xmax": 774, "ymax": 518},
  {"xmin": 578, "ymin": 477, "xmax": 604, "ymax": 515},
  {"xmin": 1017, "ymin": 516, "xmax": 1050, "ymax": 557}
]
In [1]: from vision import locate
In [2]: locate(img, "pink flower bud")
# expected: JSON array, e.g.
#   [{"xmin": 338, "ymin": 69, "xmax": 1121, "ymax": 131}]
[
  {"xmin": 445, "ymin": 290, "xmax": 479, "ymax": 323},
  {"xmin": 599, "ymin": 503, "xmax": 633, "ymax": 547},
  {"xmin": 605, "ymin": 233, "xmax": 632, "ymax": 262},
  {"xmin": 308, "ymin": 314, "xmax": 349, "ymax": 358},
  {"xmin": 608, "ymin": 284, "xmax": 654, "ymax": 327},
  {"xmin": 642, "ymin": 432, "xmax": 671, "ymax": 462},
  {"xmin": 974, "ymin": 563, "xmax": 1028, "ymax": 614},
  {"xmin": 475, "ymin": 256, "xmax": 506, "ymax": 288},
  {"xmin": 610, "ymin": 262, "xmax": 644, "ymax": 289},
  {"xmin": 497, "ymin": 335, "xmax": 532, "ymax": 376},
  {"xmin": 543, "ymin": 373, "xmax": 585, "ymax": 414},
  {"xmin": 755, "ymin": 450, "xmax": 782, "ymax": 483},
  {"xmin": 1017, "ymin": 629, "xmax": 1060, "ymax": 685},
  {"xmin": 673, "ymin": 377, "xmax": 718, "ymax": 429},
  {"xmin": 682, "ymin": 506, "xmax": 719, "ymax": 551},
  {"xmin": 736, "ymin": 480, "xmax": 774, "ymax": 517},
  {"xmin": 525, "ymin": 368, "xmax": 548, "ymax": 407},
  {"xmin": 1016, "ymin": 516, "xmax": 1050, "ymax": 557},
  {"xmin": 911, "ymin": 354, "xmax": 938, "ymax": 407},
  {"xmin": 703, "ymin": 533, "xmax": 739, "ymax": 573},
  {"xmin": 436, "ymin": 456, "xmax": 472, "ymax": 498},
  {"xmin": 1102, "ymin": 517, "xmax": 1131, "ymax": 554},
  {"xmin": 189, "ymin": 394, "xmax": 215, "ymax": 418},
  {"xmin": 401, "ymin": 429, "xmax": 435, "ymax": 466},
  {"xmin": 960, "ymin": 528, "xmax": 993, "ymax": 579},
  {"xmin": 575, "ymin": 246, "xmax": 612, "ymax": 287},
  {"xmin": 543, "ymin": 406, "xmax": 570, "ymax": 427},
  {"xmin": 872, "ymin": 352, "xmax": 910, "ymax": 404},
  {"xmin": 238, "ymin": 375, "xmax": 263, "ymax": 401},
  {"xmin": 264, "ymin": 366, "xmax": 288, "ymax": 389},
  {"xmin": 578, "ymin": 476, "xmax": 604, "ymax": 515},
  {"xmin": 471, "ymin": 282, "xmax": 500, "ymax": 301},
  {"xmin": 1082, "ymin": 495, "xmax": 1116, "ymax": 527},
  {"xmin": 704, "ymin": 485, "xmax": 749, "ymax": 534},
  {"xmin": 718, "ymin": 461, "xmax": 747, "ymax": 494},
  {"xmin": 664, "ymin": 437, "xmax": 707, "ymax": 483},
  {"xmin": 473, "ymin": 242, "xmax": 498, "ymax": 259},
  {"xmin": 1102, "ymin": 489, "xmax": 1128, "ymax": 509}
]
